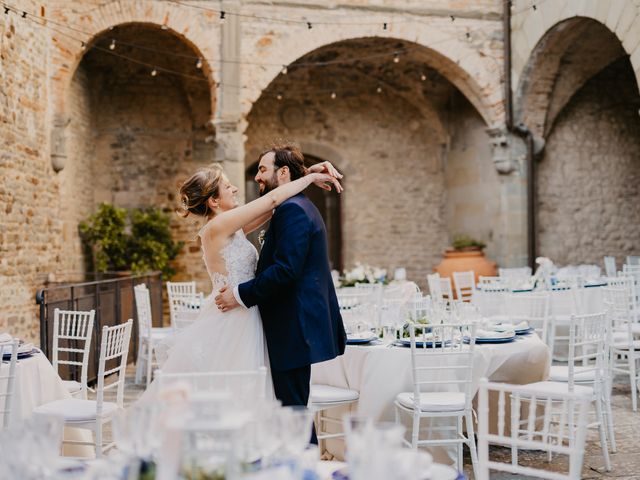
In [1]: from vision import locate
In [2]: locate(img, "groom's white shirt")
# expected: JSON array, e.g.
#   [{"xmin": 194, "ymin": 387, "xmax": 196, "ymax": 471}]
[{"xmin": 233, "ymin": 287, "xmax": 247, "ymax": 308}]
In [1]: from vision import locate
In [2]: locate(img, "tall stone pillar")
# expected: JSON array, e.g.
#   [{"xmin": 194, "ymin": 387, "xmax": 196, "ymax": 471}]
[
  {"xmin": 214, "ymin": 0, "xmax": 246, "ymax": 201},
  {"xmin": 487, "ymin": 126, "xmax": 529, "ymax": 268}
]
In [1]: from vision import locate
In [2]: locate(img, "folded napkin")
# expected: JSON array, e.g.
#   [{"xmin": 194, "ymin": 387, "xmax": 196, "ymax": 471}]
[
  {"xmin": 18, "ymin": 343, "xmax": 34, "ymax": 354},
  {"xmin": 476, "ymin": 328, "xmax": 515, "ymax": 339},
  {"xmin": 495, "ymin": 321, "xmax": 529, "ymax": 331},
  {"xmin": 348, "ymin": 331, "xmax": 375, "ymax": 340},
  {"xmin": 0, "ymin": 333, "xmax": 12, "ymax": 343}
]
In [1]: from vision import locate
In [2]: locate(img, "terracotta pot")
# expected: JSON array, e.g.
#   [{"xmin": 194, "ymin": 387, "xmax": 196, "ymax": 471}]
[{"xmin": 435, "ymin": 248, "xmax": 497, "ymax": 298}]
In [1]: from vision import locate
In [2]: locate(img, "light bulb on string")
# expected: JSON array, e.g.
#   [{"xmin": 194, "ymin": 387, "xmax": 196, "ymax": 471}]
[
  {"xmin": 81, "ymin": 41, "xmax": 87, "ymax": 51},
  {"xmin": 281, "ymin": 66, "xmax": 288, "ymax": 75},
  {"xmin": 276, "ymin": 94, "xmax": 283, "ymax": 100},
  {"xmin": 196, "ymin": 58, "xmax": 203, "ymax": 69},
  {"xmin": 109, "ymin": 39, "xmax": 116, "ymax": 50},
  {"xmin": 376, "ymin": 86, "xmax": 382, "ymax": 93},
  {"xmin": 383, "ymin": 22, "xmax": 387, "ymax": 30},
  {"xmin": 330, "ymin": 92, "xmax": 336, "ymax": 99},
  {"xmin": 420, "ymin": 74, "xmax": 426, "ymax": 81},
  {"xmin": 21, "ymin": 11, "xmax": 26, "ymax": 18},
  {"xmin": 393, "ymin": 54, "xmax": 400, "ymax": 64},
  {"xmin": 220, "ymin": 11, "xmax": 226, "ymax": 21},
  {"xmin": 151, "ymin": 68, "xmax": 158, "ymax": 77}
]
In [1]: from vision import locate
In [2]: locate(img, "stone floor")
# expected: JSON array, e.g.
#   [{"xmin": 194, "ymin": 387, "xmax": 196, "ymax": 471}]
[{"xmin": 114, "ymin": 367, "xmax": 640, "ymax": 479}]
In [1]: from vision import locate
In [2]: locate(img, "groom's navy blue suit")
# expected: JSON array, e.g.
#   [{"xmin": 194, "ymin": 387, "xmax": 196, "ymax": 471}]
[{"xmin": 238, "ymin": 193, "xmax": 346, "ymax": 432}]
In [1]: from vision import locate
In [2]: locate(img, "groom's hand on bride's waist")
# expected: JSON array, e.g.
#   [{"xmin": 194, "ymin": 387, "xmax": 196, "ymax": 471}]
[{"xmin": 215, "ymin": 285, "xmax": 241, "ymax": 312}]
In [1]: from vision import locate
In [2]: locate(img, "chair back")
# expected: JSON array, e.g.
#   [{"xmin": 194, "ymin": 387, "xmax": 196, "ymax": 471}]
[
  {"xmin": 476, "ymin": 276, "xmax": 508, "ymax": 317},
  {"xmin": 498, "ymin": 267, "xmax": 532, "ymax": 290},
  {"xmin": 134, "ymin": 284, "xmax": 153, "ymax": 338},
  {"xmin": 565, "ymin": 313, "xmax": 607, "ymax": 391},
  {"xmin": 426, "ymin": 273, "xmax": 442, "ymax": 302},
  {"xmin": 477, "ymin": 379, "xmax": 590, "ymax": 480},
  {"xmin": 155, "ymin": 367, "xmax": 268, "ymax": 402},
  {"xmin": 168, "ymin": 293, "xmax": 204, "ymax": 330},
  {"xmin": 409, "ymin": 323, "xmax": 476, "ymax": 410},
  {"xmin": 603, "ymin": 256, "xmax": 616, "ymax": 278},
  {"xmin": 626, "ymin": 255, "xmax": 640, "ymax": 266},
  {"xmin": 452, "ymin": 271, "xmax": 475, "ymax": 302},
  {"xmin": 167, "ymin": 281, "xmax": 197, "ymax": 324},
  {"xmin": 0, "ymin": 340, "xmax": 18, "ymax": 429},
  {"xmin": 622, "ymin": 264, "xmax": 640, "ymax": 305},
  {"xmin": 505, "ymin": 292, "xmax": 550, "ymax": 344},
  {"xmin": 603, "ymin": 283, "xmax": 634, "ymax": 350},
  {"xmin": 97, "ymin": 320, "xmax": 133, "ymax": 412},
  {"xmin": 52, "ymin": 308, "xmax": 95, "ymax": 397}
]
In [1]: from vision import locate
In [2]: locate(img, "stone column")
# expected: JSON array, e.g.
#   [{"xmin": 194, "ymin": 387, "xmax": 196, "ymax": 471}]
[
  {"xmin": 214, "ymin": 0, "xmax": 245, "ymax": 201},
  {"xmin": 487, "ymin": 125, "xmax": 529, "ymax": 267}
]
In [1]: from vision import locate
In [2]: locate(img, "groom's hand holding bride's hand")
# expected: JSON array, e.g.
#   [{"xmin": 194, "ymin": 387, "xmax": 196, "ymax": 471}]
[
  {"xmin": 307, "ymin": 161, "xmax": 343, "ymax": 180},
  {"xmin": 215, "ymin": 286, "xmax": 239, "ymax": 312}
]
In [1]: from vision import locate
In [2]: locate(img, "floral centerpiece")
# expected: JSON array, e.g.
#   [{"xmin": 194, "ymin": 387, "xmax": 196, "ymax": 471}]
[{"xmin": 338, "ymin": 262, "xmax": 388, "ymax": 288}]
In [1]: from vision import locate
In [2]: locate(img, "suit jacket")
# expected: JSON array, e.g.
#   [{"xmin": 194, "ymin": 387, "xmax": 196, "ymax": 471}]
[{"xmin": 238, "ymin": 193, "xmax": 346, "ymax": 372}]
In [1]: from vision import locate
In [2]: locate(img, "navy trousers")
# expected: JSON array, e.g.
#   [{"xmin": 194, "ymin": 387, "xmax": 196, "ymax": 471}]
[{"xmin": 271, "ymin": 365, "xmax": 318, "ymax": 445}]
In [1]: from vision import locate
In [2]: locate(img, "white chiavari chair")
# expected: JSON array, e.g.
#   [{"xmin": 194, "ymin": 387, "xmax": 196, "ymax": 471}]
[
  {"xmin": 622, "ymin": 264, "xmax": 640, "ymax": 314},
  {"xmin": 311, "ymin": 383, "xmax": 359, "ymax": 453},
  {"xmin": 52, "ymin": 309, "xmax": 95, "ymax": 399},
  {"xmin": 427, "ymin": 273, "xmax": 443, "ymax": 303},
  {"xmin": 604, "ymin": 282, "xmax": 640, "ymax": 412},
  {"xmin": 0, "ymin": 340, "xmax": 19, "ymax": 429},
  {"xmin": 394, "ymin": 323, "xmax": 479, "ymax": 478},
  {"xmin": 498, "ymin": 266, "xmax": 533, "ymax": 290},
  {"xmin": 166, "ymin": 281, "xmax": 198, "ymax": 325},
  {"xmin": 504, "ymin": 292, "xmax": 550, "ymax": 346},
  {"xmin": 35, "ymin": 320, "xmax": 133, "ymax": 457},
  {"xmin": 134, "ymin": 284, "xmax": 175, "ymax": 386},
  {"xmin": 603, "ymin": 256, "xmax": 617, "ymax": 278},
  {"xmin": 524, "ymin": 313, "xmax": 612, "ymax": 471},
  {"xmin": 452, "ymin": 271, "xmax": 475, "ymax": 303},
  {"xmin": 626, "ymin": 255, "xmax": 640, "ymax": 266},
  {"xmin": 477, "ymin": 379, "xmax": 591, "ymax": 480},
  {"xmin": 155, "ymin": 367, "xmax": 268, "ymax": 405},
  {"xmin": 547, "ymin": 284, "xmax": 581, "ymax": 362},
  {"xmin": 475, "ymin": 276, "xmax": 508, "ymax": 317}
]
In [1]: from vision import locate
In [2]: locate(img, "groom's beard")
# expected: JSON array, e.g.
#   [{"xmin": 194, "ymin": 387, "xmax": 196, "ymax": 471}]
[{"xmin": 258, "ymin": 174, "xmax": 279, "ymax": 196}]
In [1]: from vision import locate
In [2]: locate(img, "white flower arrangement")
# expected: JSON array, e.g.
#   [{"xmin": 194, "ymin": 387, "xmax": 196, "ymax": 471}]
[{"xmin": 340, "ymin": 262, "xmax": 387, "ymax": 287}]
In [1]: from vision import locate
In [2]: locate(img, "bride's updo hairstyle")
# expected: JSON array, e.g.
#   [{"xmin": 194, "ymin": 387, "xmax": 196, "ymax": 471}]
[{"xmin": 178, "ymin": 164, "xmax": 223, "ymax": 218}]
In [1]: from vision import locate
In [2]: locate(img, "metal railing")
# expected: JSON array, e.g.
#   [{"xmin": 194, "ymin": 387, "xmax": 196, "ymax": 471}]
[{"xmin": 36, "ymin": 271, "xmax": 163, "ymax": 384}]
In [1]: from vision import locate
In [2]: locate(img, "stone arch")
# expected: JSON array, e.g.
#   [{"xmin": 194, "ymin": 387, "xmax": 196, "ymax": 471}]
[
  {"xmin": 48, "ymin": 0, "xmax": 218, "ymax": 171},
  {"xmin": 240, "ymin": 31, "xmax": 502, "ymax": 129}
]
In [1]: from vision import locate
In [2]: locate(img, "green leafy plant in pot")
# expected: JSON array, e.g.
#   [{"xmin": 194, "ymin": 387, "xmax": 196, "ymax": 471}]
[{"xmin": 79, "ymin": 203, "xmax": 184, "ymax": 277}]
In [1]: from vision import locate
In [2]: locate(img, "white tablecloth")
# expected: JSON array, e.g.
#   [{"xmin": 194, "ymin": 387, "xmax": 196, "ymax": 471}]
[
  {"xmin": 1, "ymin": 351, "xmax": 94, "ymax": 456},
  {"xmin": 311, "ymin": 334, "xmax": 550, "ymax": 461}
]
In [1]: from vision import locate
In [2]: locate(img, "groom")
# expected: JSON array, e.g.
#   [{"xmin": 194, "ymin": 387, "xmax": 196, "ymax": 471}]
[{"xmin": 215, "ymin": 143, "xmax": 346, "ymax": 442}]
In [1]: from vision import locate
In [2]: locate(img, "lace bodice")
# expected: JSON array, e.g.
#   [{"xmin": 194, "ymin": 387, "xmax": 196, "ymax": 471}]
[{"xmin": 198, "ymin": 227, "xmax": 258, "ymax": 289}]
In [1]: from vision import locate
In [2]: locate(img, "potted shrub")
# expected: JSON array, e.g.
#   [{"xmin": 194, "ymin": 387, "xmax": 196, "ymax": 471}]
[
  {"xmin": 435, "ymin": 234, "xmax": 496, "ymax": 290},
  {"xmin": 79, "ymin": 203, "xmax": 183, "ymax": 278}
]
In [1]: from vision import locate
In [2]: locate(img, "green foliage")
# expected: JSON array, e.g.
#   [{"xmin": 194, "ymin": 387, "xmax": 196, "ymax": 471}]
[
  {"xmin": 79, "ymin": 203, "xmax": 184, "ymax": 277},
  {"xmin": 451, "ymin": 234, "xmax": 486, "ymax": 251}
]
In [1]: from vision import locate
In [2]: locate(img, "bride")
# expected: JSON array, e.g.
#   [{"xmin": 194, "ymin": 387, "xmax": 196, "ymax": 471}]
[{"xmin": 148, "ymin": 161, "xmax": 342, "ymax": 396}]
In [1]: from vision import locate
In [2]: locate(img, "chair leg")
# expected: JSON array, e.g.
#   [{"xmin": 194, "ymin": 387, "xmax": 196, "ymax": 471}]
[
  {"xmin": 95, "ymin": 421, "xmax": 103, "ymax": 459},
  {"xmin": 602, "ymin": 386, "xmax": 617, "ymax": 453},
  {"xmin": 135, "ymin": 340, "xmax": 144, "ymax": 384},
  {"xmin": 629, "ymin": 354, "xmax": 637, "ymax": 412},
  {"xmin": 456, "ymin": 416, "xmax": 463, "ymax": 472},
  {"xmin": 594, "ymin": 398, "xmax": 611, "ymax": 471},
  {"xmin": 465, "ymin": 411, "xmax": 479, "ymax": 480},
  {"xmin": 411, "ymin": 412, "xmax": 420, "ymax": 450},
  {"xmin": 146, "ymin": 343, "xmax": 153, "ymax": 388}
]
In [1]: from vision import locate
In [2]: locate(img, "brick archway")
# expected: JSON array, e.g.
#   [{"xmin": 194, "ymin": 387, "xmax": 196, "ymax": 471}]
[
  {"xmin": 47, "ymin": 0, "xmax": 217, "ymax": 171},
  {"xmin": 513, "ymin": 2, "xmax": 640, "ymax": 137}
]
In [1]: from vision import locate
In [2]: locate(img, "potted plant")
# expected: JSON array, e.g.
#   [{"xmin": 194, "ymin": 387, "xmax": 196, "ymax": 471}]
[
  {"xmin": 435, "ymin": 234, "xmax": 496, "ymax": 288},
  {"xmin": 79, "ymin": 203, "xmax": 183, "ymax": 278}
]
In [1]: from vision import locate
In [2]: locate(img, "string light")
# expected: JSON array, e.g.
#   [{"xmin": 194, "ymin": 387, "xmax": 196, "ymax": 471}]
[
  {"xmin": 196, "ymin": 57, "xmax": 203, "ymax": 69},
  {"xmin": 307, "ymin": 22, "xmax": 312, "ymax": 29},
  {"xmin": 220, "ymin": 11, "xmax": 225, "ymax": 20},
  {"xmin": 330, "ymin": 92, "xmax": 336, "ymax": 99},
  {"xmin": 80, "ymin": 41, "xmax": 86, "ymax": 51},
  {"xmin": 160, "ymin": 24, "xmax": 168, "ymax": 30},
  {"xmin": 281, "ymin": 66, "xmax": 288, "ymax": 75},
  {"xmin": 383, "ymin": 22, "xmax": 387, "ymax": 30},
  {"xmin": 420, "ymin": 74, "xmax": 426, "ymax": 81},
  {"xmin": 109, "ymin": 39, "xmax": 116, "ymax": 50},
  {"xmin": 20, "ymin": 10, "xmax": 25, "ymax": 17},
  {"xmin": 276, "ymin": 93, "xmax": 283, "ymax": 100},
  {"xmin": 393, "ymin": 53, "xmax": 400, "ymax": 63},
  {"xmin": 150, "ymin": 68, "xmax": 158, "ymax": 76},
  {"xmin": 376, "ymin": 86, "xmax": 382, "ymax": 93}
]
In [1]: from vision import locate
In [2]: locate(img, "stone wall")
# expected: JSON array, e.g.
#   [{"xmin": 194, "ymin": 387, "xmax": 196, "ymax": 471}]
[{"xmin": 537, "ymin": 57, "xmax": 640, "ymax": 266}]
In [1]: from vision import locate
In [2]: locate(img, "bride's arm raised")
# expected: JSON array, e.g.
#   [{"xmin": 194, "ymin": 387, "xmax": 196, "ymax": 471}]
[{"xmin": 212, "ymin": 172, "xmax": 342, "ymax": 238}]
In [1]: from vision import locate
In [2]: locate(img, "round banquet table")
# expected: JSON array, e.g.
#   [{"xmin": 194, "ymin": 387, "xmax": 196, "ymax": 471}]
[
  {"xmin": 311, "ymin": 333, "xmax": 550, "ymax": 463},
  {"xmin": 1, "ymin": 351, "xmax": 94, "ymax": 457}
]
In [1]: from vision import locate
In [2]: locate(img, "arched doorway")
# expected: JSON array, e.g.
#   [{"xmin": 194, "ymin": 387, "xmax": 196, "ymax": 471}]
[
  {"xmin": 245, "ymin": 154, "xmax": 343, "ymax": 271},
  {"xmin": 61, "ymin": 23, "xmax": 215, "ymax": 287},
  {"xmin": 244, "ymin": 37, "xmax": 497, "ymax": 287},
  {"xmin": 517, "ymin": 18, "xmax": 640, "ymax": 265}
]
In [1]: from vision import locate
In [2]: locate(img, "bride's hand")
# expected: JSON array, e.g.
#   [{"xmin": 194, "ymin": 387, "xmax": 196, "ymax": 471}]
[
  {"xmin": 311, "ymin": 172, "xmax": 344, "ymax": 193},
  {"xmin": 307, "ymin": 161, "xmax": 343, "ymax": 180}
]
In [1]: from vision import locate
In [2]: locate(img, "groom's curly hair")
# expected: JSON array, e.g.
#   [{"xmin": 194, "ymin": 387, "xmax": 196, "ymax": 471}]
[{"xmin": 261, "ymin": 142, "xmax": 307, "ymax": 181}]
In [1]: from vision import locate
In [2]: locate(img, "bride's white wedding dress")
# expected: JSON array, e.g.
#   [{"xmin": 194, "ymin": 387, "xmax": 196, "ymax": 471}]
[{"xmin": 148, "ymin": 224, "xmax": 271, "ymax": 396}]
